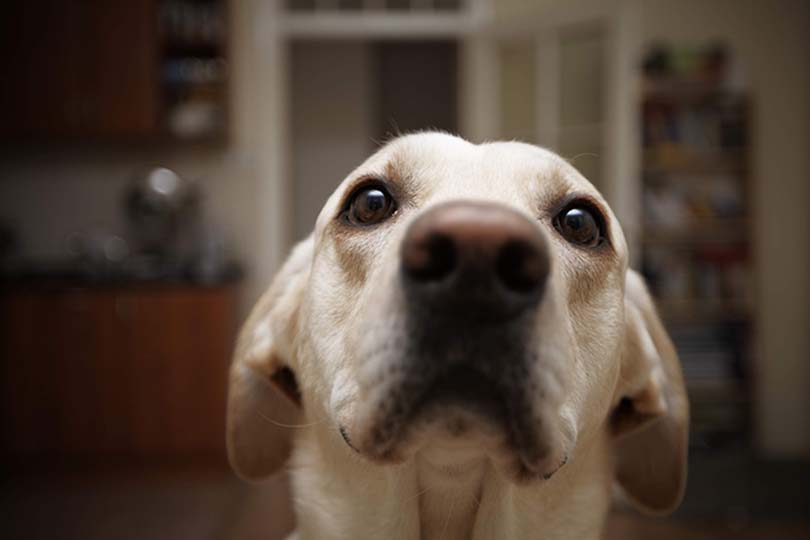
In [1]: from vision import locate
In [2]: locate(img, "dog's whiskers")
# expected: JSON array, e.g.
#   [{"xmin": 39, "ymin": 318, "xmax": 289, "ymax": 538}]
[
  {"xmin": 566, "ymin": 152, "xmax": 600, "ymax": 166},
  {"xmin": 440, "ymin": 495, "xmax": 458, "ymax": 539},
  {"xmin": 258, "ymin": 410, "xmax": 329, "ymax": 429},
  {"xmin": 407, "ymin": 486, "xmax": 432, "ymax": 502}
]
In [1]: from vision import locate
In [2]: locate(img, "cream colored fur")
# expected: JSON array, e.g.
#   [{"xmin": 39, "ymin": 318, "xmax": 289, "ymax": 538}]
[{"xmin": 227, "ymin": 133, "xmax": 688, "ymax": 540}]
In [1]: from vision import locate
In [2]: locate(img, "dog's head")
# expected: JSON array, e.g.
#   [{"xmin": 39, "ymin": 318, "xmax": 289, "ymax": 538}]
[{"xmin": 227, "ymin": 133, "xmax": 688, "ymax": 514}]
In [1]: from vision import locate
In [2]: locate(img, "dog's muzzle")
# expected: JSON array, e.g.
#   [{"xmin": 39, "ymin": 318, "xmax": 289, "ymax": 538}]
[{"xmin": 352, "ymin": 201, "xmax": 562, "ymax": 477}]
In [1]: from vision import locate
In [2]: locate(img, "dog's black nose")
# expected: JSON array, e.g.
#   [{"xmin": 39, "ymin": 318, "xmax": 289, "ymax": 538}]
[{"xmin": 401, "ymin": 201, "xmax": 549, "ymax": 314}]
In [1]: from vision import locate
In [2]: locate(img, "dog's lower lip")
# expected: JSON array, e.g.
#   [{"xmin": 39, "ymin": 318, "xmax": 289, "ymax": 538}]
[
  {"xmin": 358, "ymin": 361, "xmax": 564, "ymax": 479},
  {"xmin": 542, "ymin": 455, "xmax": 568, "ymax": 480},
  {"xmin": 339, "ymin": 425, "xmax": 359, "ymax": 453},
  {"xmin": 356, "ymin": 367, "xmax": 507, "ymax": 459},
  {"xmin": 413, "ymin": 366, "xmax": 507, "ymax": 417}
]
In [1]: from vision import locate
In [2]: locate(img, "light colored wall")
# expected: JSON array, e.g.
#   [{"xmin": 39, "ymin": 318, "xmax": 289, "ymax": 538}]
[
  {"xmin": 495, "ymin": 29, "xmax": 605, "ymax": 188},
  {"xmin": 0, "ymin": 145, "xmax": 253, "ymax": 263},
  {"xmin": 290, "ymin": 41, "xmax": 374, "ymax": 241},
  {"xmin": 639, "ymin": 0, "xmax": 810, "ymax": 456},
  {"xmin": 557, "ymin": 25, "xmax": 605, "ymax": 189},
  {"xmin": 498, "ymin": 40, "xmax": 537, "ymax": 143}
]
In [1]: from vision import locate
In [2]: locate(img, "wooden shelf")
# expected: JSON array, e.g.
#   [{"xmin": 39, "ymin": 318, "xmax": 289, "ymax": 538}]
[
  {"xmin": 643, "ymin": 149, "xmax": 746, "ymax": 176},
  {"xmin": 643, "ymin": 162, "xmax": 746, "ymax": 177},
  {"xmin": 656, "ymin": 299, "xmax": 751, "ymax": 324},
  {"xmin": 687, "ymin": 377, "xmax": 747, "ymax": 396},
  {"xmin": 642, "ymin": 80, "xmax": 747, "ymax": 105},
  {"xmin": 1, "ymin": 0, "xmax": 229, "ymax": 142},
  {"xmin": 643, "ymin": 220, "xmax": 750, "ymax": 246},
  {"xmin": 162, "ymin": 41, "xmax": 224, "ymax": 58}
]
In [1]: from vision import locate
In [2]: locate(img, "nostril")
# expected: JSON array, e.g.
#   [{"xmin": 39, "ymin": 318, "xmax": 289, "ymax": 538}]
[
  {"xmin": 403, "ymin": 233, "xmax": 457, "ymax": 283},
  {"xmin": 496, "ymin": 240, "xmax": 547, "ymax": 295}
]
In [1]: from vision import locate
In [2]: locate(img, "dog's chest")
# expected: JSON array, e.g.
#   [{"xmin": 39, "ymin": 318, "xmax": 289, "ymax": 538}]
[{"xmin": 416, "ymin": 452, "xmax": 488, "ymax": 540}]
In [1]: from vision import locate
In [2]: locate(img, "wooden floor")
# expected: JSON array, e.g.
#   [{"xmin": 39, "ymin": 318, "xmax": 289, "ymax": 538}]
[
  {"xmin": 1, "ymin": 467, "xmax": 808, "ymax": 540},
  {"xmin": 605, "ymin": 512, "xmax": 810, "ymax": 540}
]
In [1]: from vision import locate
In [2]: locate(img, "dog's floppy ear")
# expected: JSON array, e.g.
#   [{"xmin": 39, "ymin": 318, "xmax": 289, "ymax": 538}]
[
  {"xmin": 611, "ymin": 269, "xmax": 689, "ymax": 515},
  {"xmin": 227, "ymin": 236, "xmax": 313, "ymax": 481}
]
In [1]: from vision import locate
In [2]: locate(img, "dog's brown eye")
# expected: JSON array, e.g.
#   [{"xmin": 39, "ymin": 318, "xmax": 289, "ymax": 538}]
[
  {"xmin": 346, "ymin": 184, "xmax": 396, "ymax": 226},
  {"xmin": 554, "ymin": 205, "xmax": 604, "ymax": 248}
]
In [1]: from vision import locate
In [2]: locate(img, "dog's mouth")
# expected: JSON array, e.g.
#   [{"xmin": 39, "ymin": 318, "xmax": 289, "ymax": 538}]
[
  {"xmin": 347, "ymin": 361, "xmax": 568, "ymax": 481},
  {"xmin": 414, "ymin": 365, "xmax": 508, "ymax": 421}
]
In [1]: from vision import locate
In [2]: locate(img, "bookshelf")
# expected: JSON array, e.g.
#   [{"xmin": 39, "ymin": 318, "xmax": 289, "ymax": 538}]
[
  {"xmin": 639, "ymin": 44, "xmax": 753, "ymax": 449},
  {"xmin": 159, "ymin": 0, "xmax": 228, "ymax": 141}
]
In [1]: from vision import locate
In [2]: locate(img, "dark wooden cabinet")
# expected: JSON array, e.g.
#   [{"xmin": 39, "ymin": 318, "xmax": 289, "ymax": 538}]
[
  {"xmin": 78, "ymin": 0, "xmax": 161, "ymax": 137},
  {"xmin": 0, "ymin": 284, "xmax": 237, "ymax": 464},
  {"xmin": 2, "ymin": 2, "xmax": 82, "ymax": 136},
  {"xmin": 1, "ymin": 0, "xmax": 159, "ymax": 138}
]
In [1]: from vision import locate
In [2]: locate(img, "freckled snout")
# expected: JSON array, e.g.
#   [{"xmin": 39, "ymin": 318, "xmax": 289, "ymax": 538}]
[{"xmin": 401, "ymin": 201, "xmax": 550, "ymax": 318}]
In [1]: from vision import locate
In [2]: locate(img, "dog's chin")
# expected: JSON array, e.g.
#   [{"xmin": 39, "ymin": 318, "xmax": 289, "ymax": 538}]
[{"xmin": 349, "ymin": 367, "xmax": 570, "ymax": 483}]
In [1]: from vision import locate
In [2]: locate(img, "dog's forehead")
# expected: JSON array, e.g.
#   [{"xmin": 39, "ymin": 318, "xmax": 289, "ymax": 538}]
[
  {"xmin": 316, "ymin": 133, "xmax": 604, "ymax": 231},
  {"xmin": 379, "ymin": 133, "xmax": 593, "ymax": 195}
]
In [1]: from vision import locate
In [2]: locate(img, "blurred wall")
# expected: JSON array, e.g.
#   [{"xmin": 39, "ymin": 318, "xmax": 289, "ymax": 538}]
[
  {"xmin": 639, "ymin": 0, "xmax": 810, "ymax": 456},
  {"xmin": 498, "ymin": 40, "xmax": 536, "ymax": 143},
  {"xmin": 557, "ymin": 26, "xmax": 605, "ymax": 189},
  {"xmin": 375, "ymin": 41, "xmax": 458, "ymax": 138},
  {"xmin": 291, "ymin": 41, "xmax": 374, "ymax": 241},
  {"xmin": 0, "ymin": 146, "xmax": 256, "ymax": 267},
  {"xmin": 290, "ymin": 40, "xmax": 459, "ymax": 242}
]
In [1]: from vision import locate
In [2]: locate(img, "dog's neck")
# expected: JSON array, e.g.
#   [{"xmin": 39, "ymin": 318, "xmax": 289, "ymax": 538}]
[
  {"xmin": 289, "ymin": 427, "xmax": 613, "ymax": 540},
  {"xmin": 415, "ymin": 443, "xmax": 489, "ymax": 540}
]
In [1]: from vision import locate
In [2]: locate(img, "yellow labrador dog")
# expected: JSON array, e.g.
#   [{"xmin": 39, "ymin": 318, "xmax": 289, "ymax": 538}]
[{"xmin": 227, "ymin": 132, "xmax": 688, "ymax": 540}]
